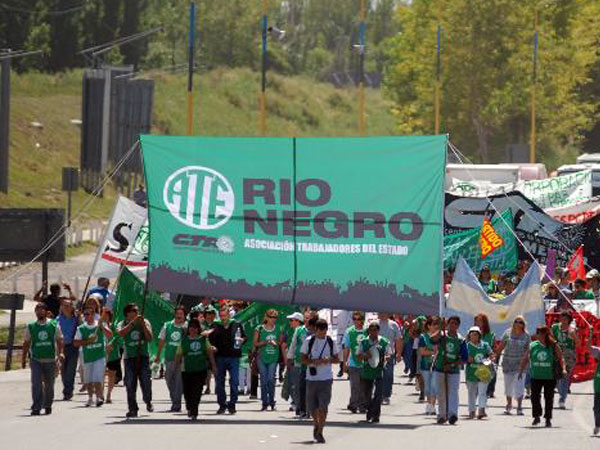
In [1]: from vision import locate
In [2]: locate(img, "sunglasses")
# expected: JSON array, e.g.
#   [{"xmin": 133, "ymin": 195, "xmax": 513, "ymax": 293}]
[
  {"xmin": 514, "ymin": 320, "xmax": 524, "ymax": 325},
  {"xmin": 267, "ymin": 315, "xmax": 277, "ymax": 319},
  {"xmin": 353, "ymin": 317, "xmax": 363, "ymax": 321}
]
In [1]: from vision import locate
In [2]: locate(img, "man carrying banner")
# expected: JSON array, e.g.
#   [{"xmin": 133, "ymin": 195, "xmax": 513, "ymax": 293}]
[
  {"xmin": 155, "ymin": 305, "xmax": 187, "ymax": 412},
  {"xmin": 343, "ymin": 311, "xmax": 367, "ymax": 413},
  {"xmin": 210, "ymin": 304, "xmax": 247, "ymax": 415},
  {"xmin": 357, "ymin": 321, "xmax": 391, "ymax": 423},
  {"xmin": 22, "ymin": 303, "xmax": 64, "ymax": 415},
  {"xmin": 301, "ymin": 319, "xmax": 339, "ymax": 443},
  {"xmin": 117, "ymin": 303, "xmax": 154, "ymax": 418}
]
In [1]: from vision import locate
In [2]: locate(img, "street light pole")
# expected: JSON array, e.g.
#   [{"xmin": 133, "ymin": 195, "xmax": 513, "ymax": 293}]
[{"xmin": 435, "ymin": 24, "xmax": 441, "ymax": 135}]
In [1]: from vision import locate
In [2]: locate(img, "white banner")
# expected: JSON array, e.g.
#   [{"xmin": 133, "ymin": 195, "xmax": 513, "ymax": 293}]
[
  {"xmin": 91, "ymin": 196, "xmax": 148, "ymax": 280},
  {"xmin": 546, "ymin": 196, "xmax": 600, "ymax": 224},
  {"xmin": 448, "ymin": 170, "xmax": 592, "ymax": 210}
]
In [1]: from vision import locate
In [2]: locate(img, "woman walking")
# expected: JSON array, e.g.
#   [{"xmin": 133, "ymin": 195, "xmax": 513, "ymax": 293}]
[
  {"xmin": 465, "ymin": 326, "xmax": 493, "ymax": 419},
  {"xmin": 102, "ymin": 308, "xmax": 121, "ymax": 404},
  {"xmin": 474, "ymin": 313, "xmax": 497, "ymax": 399},
  {"xmin": 495, "ymin": 316, "xmax": 530, "ymax": 415},
  {"xmin": 519, "ymin": 325, "xmax": 566, "ymax": 427},
  {"xmin": 253, "ymin": 309, "xmax": 283, "ymax": 411},
  {"xmin": 418, "ymin": 316, "xmax": 441, "ymax": 415}
]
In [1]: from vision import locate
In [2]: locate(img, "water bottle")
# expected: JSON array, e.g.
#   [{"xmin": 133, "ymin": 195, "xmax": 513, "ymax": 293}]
[{"xmin": 234, "ymin": 327, "xmax": 242, "ymax": 350}]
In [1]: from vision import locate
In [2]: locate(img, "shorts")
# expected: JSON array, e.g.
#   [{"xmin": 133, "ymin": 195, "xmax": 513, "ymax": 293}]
[
  {"xmin": 504, "ymin": 371, "xmax": 526, "ymax": 399},
  {"xmin": 83, "ymin": 358, "xmax": 106, "ymax": 383},
  {"xmin": 306, "ymin": 380, "xmax": 333, "ymax": 413},
  {"xmin": 106, "ymin": 359, "xmax": 120, "ymax": 372}
]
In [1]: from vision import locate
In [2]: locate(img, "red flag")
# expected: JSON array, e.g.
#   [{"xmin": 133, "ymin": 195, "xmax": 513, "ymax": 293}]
[{"xmin": 567, "ymin": 245, "xmax": 585, "ymax": 281}]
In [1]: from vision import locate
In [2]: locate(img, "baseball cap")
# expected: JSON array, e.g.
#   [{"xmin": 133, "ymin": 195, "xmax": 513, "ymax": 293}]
[
  {"xmin": 468, "ymin": 326, "xmax": 482, "ymax": 335},
  {"xmin": 287, "ymin": 312, "xmax": 303, "ymax": 321}
]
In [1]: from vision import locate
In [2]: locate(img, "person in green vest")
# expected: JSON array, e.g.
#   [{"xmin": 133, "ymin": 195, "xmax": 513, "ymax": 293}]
[
  {"xmin": 22, "ymin": 303, "xmax": 64, "ymax": 416},
  {"xmin": 478, "ymin": 265, "xmax": 497, "ymax": 294},
  {"xmin": 419, "ymin": 316, "xmax": 442, "ymax": 415},
  {"xmin": 155, "ymin": 305, "xmax": 187, "ymax": 412},
  {"xmin": 117, "ymin": 303, "xmax": 154, "ymax": 418},
  {"xmin": 587, "ymin": 328, "xmax": 600, "ymax": 435},
  {"xmin": 285, "ymin": 312, "xmax": 305, "ymax": 415},
  {"xmin": 465, "ymin": 326, "xmax": 493, "ymax": 420},
  {"xmin": 176, "ymin": 319, "xmax": 216, "ymax": 420},
  {"xmin": 201, "ymin": 305, "xmax": 217, "ymax": 395},
  {"xmin": 357, "ymin": 321, "xmax": 391, "ymax": 423},
  {"xmin": 574, "ymin": 278, "xmax": 596, "ymax": 300},
  {"xmin": 288, "ymin": 310, "xmax": 314, "ymax": 418},
  {"xmin": 432, "ymin": 316, "xmax": 465, "ymax": 425},
  {"xmin": 102, "ymin": 308, "xmax": 122, "ymax": 404},
  {"xmin": 519, "ymin": 325, "xmax": 566, "ymax": 428},
  {"xmin": 342, "ymin": 311, "xmax": 367, "ymax": 413},
  {"xmin": 74, "ymin": 306, "xmax": 113, "ymax": 407},
  {"xmin": 253, "ymin": 308, "xmax": 283, "ymax": 411},
  {"xmin": 474, "ymin": 313, "xmax": 497, "ymax": 399},
  {"xmin": 552, "ymin": 311, "xmax": 578, "ymax": 410}
]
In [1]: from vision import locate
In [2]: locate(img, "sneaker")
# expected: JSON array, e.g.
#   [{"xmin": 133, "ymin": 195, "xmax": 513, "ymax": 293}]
[
  {"xmin": 216, "ymin": 407, "xmax": 226, "ymax": 415},
  {"xmin": 31, "ymin": 410, "xmax": 41, "ymax": 416},
  {"xmin": 126, "ymin": 410, "xmax": 138, "ymax": 418},
  {"xmin": 44, "ymin": 407, "xmax": 52, "ymax": 415},
  {"xmin": 545, "ymin": 419, "xmax": 552, "ymax": 428},
  {"xmin": 477, "ymin": 409, "xmax": 487, "ymax": 420},
  {"xmin": 593, "ymin": 427, "xmax": 599, "ymax": 435},
  {"xmin": 503, "ymin": 407, "xmax": 512, "ymax": 415},
  {"xmin": 532, "ymin": 417, "xmax": 541, "ymax": 426},
  {"xmin": 86, "ymin": 398, "xmax": 94, "ymax": 407},
  {"xmin": 382, "ymin": 398, "xmax": 390, "ymax": 405},
  {"xmin": 146, "ymin": 403, "xmax": 154, "ymax": 413},
  {"xmin": 289, "ymin": 406, "xmax": 295, "ymax": 412},
  {"xmin": 170, "ymin": 406, "xmax": 182, "ymax": 413},
  {"xmin": 227, "ymin": 405, "xmax": 236, "ymax": 415},
  {"xmin": 96, "ymin": 399, "xmax": 104, "ymax": 408},
  {"xmin": 449, "ymin": 415, "xmax": 458, "ymax": 425},
  {"xmin": 106, "ymin": 399, "xmax": 112, "ymax": 404},
  {"xmin": 371, "ymin": 418, "xmax": 380, "ymax": 423},
  {"xmin": 468, "ymin": 412, "xmax": 475, "ymax": 420},
  {"xmin": 516, "ymin": 408, "xmax": 524, "ymax": 416},
  {"xmin": 190, "ymin": 415, "xmax": 198, "ymax": 421},
  {"xmin": 425, "ymin": 404, "xmax": 433, "ymax": 415},
  {"xmin": 261, "ymin": 404, "xmax": 268, "ymax": 411},
  {"xmin": 437, "ymin": 417, "xmax": 447, "ymax": 425},
  {"xmin": 418, "ymin": 392, "xmax": 425, "ymax": 402},
  {"xmin": 63, "ymin": 394, "xmax": 73, "ymax": 401},
  {"xmin": 316, "ymin": 433, "xmax": 326, "ymax": 444},
  {"xmin": 270, "ymin": 403, "xmax": 276, "ymax": 411},
  {"xmin": 558, "ymin": 401, "xmax": 566, "ymax": 410}
]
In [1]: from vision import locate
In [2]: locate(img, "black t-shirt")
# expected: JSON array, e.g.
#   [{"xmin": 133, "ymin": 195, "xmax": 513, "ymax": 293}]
[
  {"xmin": 209, "ymin": 320, "xmax": 246, "ymax": 358},
  {"xmin": 43, "ymin": 294, "xmax": 61, "ymax": 318}
]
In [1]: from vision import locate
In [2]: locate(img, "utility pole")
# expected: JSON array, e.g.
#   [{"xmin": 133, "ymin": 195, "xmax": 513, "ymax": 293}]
[
  {"xmin": 358, "ymin": 0, "xmax": 367, "ymax": 136},
  {"xmin": 187, "ymin": 2, "xmax": 196, "ymax": 135},
  {"xmin": 259, "ymin": 0, "xmax": 268, "ymax": 136},
  {"xmin": 0, "ymin": 53, "xmax": 10, "ymax": 193},
  {"xmin": 435, "ymin": 25, "xmax": 442, "ymax": 135},
  {"xmin": 530, "ymin": 10, "xmax": 538, "ymax": 163}
]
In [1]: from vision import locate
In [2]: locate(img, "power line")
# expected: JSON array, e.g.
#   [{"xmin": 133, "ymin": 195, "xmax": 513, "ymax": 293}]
[{"xmin": 0, "ymin": 1, "xmax": 90, "ymax": 16}]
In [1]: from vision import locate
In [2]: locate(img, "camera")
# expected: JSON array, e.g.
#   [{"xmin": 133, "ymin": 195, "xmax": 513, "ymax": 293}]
[{"xmin": 309, "ymin": 366, "xmax": 317, "ymax": 376}]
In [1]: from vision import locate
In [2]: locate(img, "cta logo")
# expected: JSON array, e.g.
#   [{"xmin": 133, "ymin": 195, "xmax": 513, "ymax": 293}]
[{"xmin": 164, "ymin": 166, "xmax": 235, "ymax": 230}]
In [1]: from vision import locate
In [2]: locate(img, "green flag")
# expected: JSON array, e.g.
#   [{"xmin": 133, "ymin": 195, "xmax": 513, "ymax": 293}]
[
  {"xmin": 113, "ymin": 267, "xmax": 174, "ymax": 357},
  {"xmin": 141, "ymin": 136, "xmax": 447, "ymax": 315}
]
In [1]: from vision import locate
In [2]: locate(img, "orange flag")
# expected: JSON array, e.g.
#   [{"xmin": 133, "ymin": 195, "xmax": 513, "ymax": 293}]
[{"xmin": 479, "ymin": 217, "xmax": 504, "ymax": 259}]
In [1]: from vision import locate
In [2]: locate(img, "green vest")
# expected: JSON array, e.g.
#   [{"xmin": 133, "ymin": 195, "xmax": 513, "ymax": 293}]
[
  {"xmin": 258, "ymin": 324, "xmax": 280, "ymax": 364},
  {"xmin": 78, "ymin": 323, "xmax": 106, "ymax": 363},
  {"xmin": 293, "ymin": 326, "xmax": 307, "ymax": 365},
  {"xmin": 181, "ymin": 335, "xmax": 209, "ymax": 373},
  {"xmin": 419, "ymin": 333, "xmax": 435, "ymax": 371},
  {"xmin": 551, "ymin": 323, "xmax": 575, "ymax": 351},
  {"xmin": 163, "ymin": 320, "xmax": 186, "ymax": 362},
  {"xmin": 121, "ymin": 320, "xmax": 150, "ymax": 359},
  {"xmin": 529, "ymin": 341, "xmax": 554, "ymax": 380},
  {"xmin": 347, "ymin": 325, "xmax": 367, "ymax": 368},
  {"xmin": 433, "ymin": 333, "xmax": 462, "ymax": 374},
  {"xmin": 107, "ymin": 323, "xmax": 122, "ymax": 363},
  {"xmin": 482, "ymin": 332, "xmax": 495, "ymax": 348},
  {"xmin": 28, "ymin": 321, "xmax": 57, "ymax": 361},
  {"xmin": 360, "ymin": 336, "xmax": 390, "ymax": 380},
  {"xmin": 466, "ymin": 341, "xmax": 492, "ymax": 382}
]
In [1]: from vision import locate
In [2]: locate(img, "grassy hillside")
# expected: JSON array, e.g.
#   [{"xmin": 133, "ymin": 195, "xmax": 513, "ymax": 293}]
[{"xmin": 0, "ymin": 68, "xmax": 397, "ymax": 221}]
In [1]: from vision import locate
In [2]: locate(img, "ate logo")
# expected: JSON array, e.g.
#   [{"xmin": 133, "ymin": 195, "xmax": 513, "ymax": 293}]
[
  {"xmin": 190, "ymin": 341, "xmax": 202, "ymax": 352},
  {"xmin": 164, "ymin": 166, "xmax": 235, "ymax": 230},
  {"xmin": 446, "ymin": 342, "xmax": 455, "ymax": 352},
  {"xmin": 474, "ymin": 353, "xmax": 485, "ymax": 363},
  {"xmin": 170, "ymin": 331, "xmax": 182, "ymax": 342},
  {"xmin": 537, "ymin": 350, "xmax": 548, "ymax": 362},
  {"xmin": 130, "ymin": 331, "xmax": 141, "ymax": 341},
  {"xmin": 38, "ymin": 331, "xmax": 48, "ymax": 341}
]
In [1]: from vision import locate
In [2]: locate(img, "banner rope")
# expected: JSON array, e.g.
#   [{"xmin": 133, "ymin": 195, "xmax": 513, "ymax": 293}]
[
  {"xmin": 0, "ymin": 141, "xmax": 141, "ymax": 287},
  {"xmin": 448, "ymin": 142, "xmax": 592, "ymax": 329}
]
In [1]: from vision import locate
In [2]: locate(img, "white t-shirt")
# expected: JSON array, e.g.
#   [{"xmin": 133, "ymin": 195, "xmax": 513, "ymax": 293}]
[{"xmin": 300, "ymin": 335, "xmax": 339, "ymax": 381}]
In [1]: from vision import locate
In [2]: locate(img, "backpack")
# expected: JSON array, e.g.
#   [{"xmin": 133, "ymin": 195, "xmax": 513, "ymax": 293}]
[{"xmin": 307, "ymin": 335, "xmax": 334, "ymax": 358}]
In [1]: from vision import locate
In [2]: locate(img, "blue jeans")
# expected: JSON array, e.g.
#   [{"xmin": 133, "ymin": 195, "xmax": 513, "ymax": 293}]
[
  {"xmin": 382, "ymin": 357, "xmax": 395, "ymax": 399},
  {"xmin": 61, "ymin": 343, "xmax": 78, "ymax": 398},
  {"xmin": 124, "ymin": 357, "xmax": 152, "ymax": 412},
  {"xmin": 557, "ymin": 366, "xmax": 574, "ymax": 403},
  {"xmin": 258, "ymin": 359, "xmax": 278, "ymax": 407},
  {"xmin": 30, "ymin": 359, "xmax": 56, "ymax": 411},
  {"xmin": 434, "ymin": 371, "xmax": 460, "ymax": 419},
  {"xmin": 288, "ymin": 366, "xmax": 301, "ymax": 408},
  {"xmin": 216, "ymin": 356, "xmax": 240, "ymax": 408}
]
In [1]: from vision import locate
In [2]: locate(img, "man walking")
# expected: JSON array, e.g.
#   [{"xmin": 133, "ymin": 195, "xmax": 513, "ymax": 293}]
[
  {"xmin": 22, "ymin": 303, "xmax": 64, "ymax": 415},
  {"xmin": 56, "ymin": 300, "xmax": 79, "ymax": 401},
  {"xmin": 117, "ymin": 303, "xmax": 154, "ymax": 418},
  {"xmin": 377, "ymin": 312, "xmax": 403, "ymax": 405},
  {"xmin": 301, "ymin": 319, "xmax": 339, "ymax": 444},
  {"xmin": 358, "ymin": 321, "xmax": 391, "ymax": 423},
  {"xmin": 285, "ymin": 312, "xmax": 304, "ymax": 413},
  {"xmin": 210, "ymin": 304, "xmax": 247, "ymax": 414},
  {"xmin": 155, "ymin": 305, "xmax": 187, "ymax": 412},
  {"xmin": 343, "ymin": 311, "xmax": 367, "ymax": 413}
]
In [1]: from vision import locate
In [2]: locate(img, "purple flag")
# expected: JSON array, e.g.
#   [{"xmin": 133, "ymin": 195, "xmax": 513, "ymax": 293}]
[{"xmin": 545, "ymin": 249, "xmax": 557, "ymax": 280}]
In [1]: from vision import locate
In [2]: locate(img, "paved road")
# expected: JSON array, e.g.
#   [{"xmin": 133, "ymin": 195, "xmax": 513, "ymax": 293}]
[{"xmin": 0, "ymin": 366, "xmax": 598, "ymax": 450}]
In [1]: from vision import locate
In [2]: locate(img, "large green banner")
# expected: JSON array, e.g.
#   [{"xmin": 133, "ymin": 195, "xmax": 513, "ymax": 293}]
[
  {"xmin": 141, "ymin": 136, "xmax": 446, "ymax": 314},
  {"xmin": 113, "ymin": 267, "xmax": 174, "ymax": 357}
]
